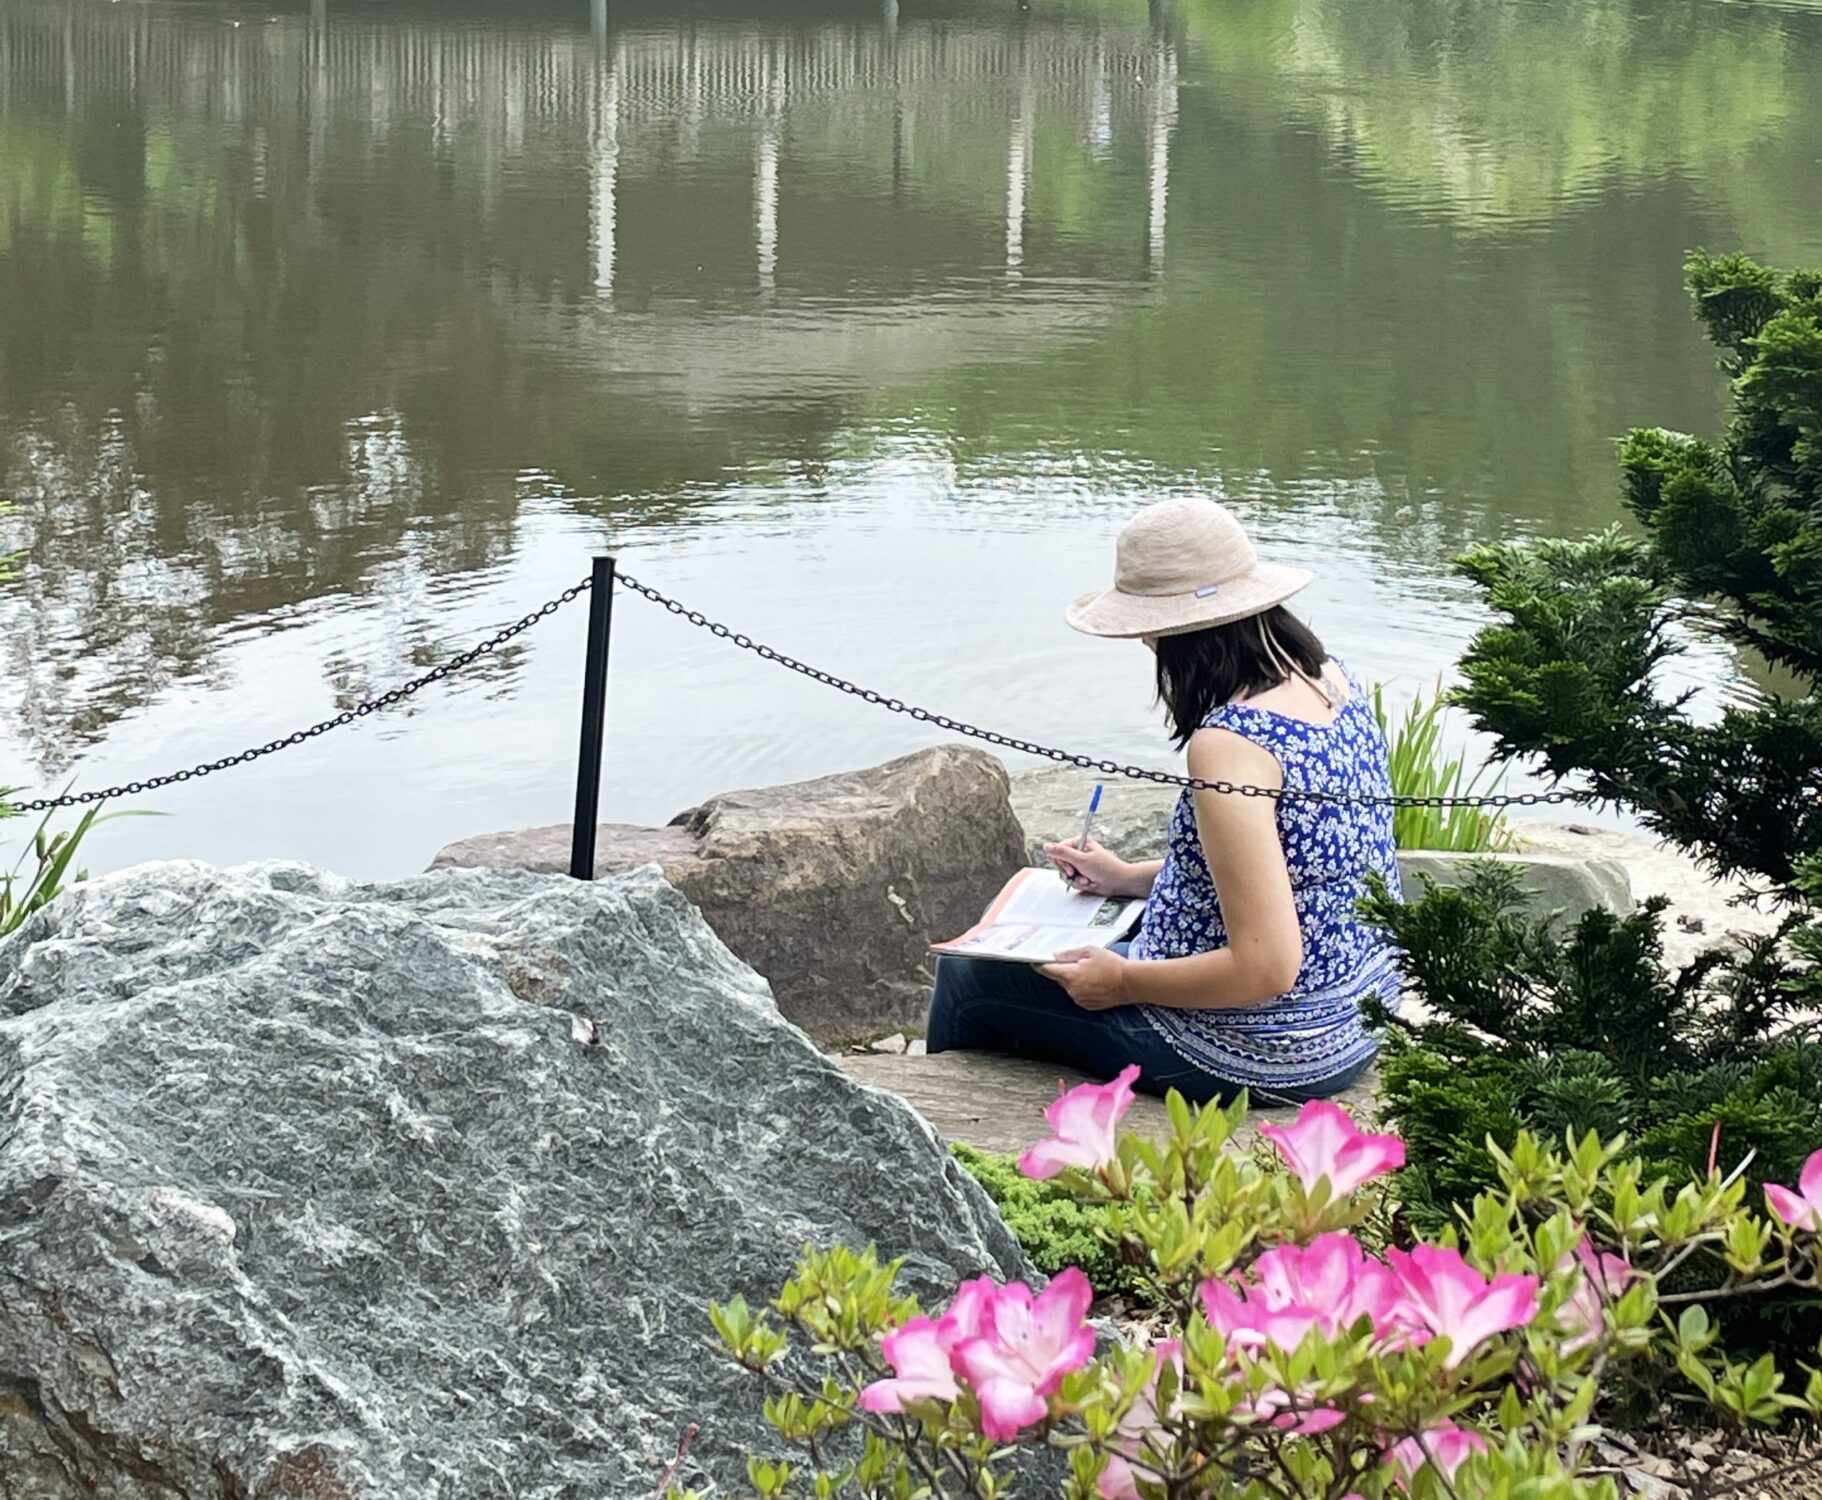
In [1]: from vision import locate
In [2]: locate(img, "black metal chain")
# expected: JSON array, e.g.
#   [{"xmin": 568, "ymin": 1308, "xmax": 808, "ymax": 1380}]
[
  {"xmin": 10, "ymin": 576, "xmax": 596, "ymax": 813},
  {"xmin": 615, "ymin": 572, "xmax": 1576, "ymax": 812},
  {"xmin": 6, "ymin": 566, "xmax": 1578, "ymax": 816}
]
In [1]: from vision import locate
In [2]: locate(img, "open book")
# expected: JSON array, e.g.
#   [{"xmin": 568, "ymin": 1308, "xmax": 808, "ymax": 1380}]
[{"xmin": 931, "ymin": 867, "xmax": 1146, "ymax": 964}]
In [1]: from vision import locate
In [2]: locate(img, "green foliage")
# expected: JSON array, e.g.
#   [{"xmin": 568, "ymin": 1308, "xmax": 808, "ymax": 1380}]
[
  {"xmin": 1364, "ymin": 866, "xmax": 1706, "ymax": 1084},
  {"xmin": 704, "ymin": 1092, "xmax": 1822, "ymax": 1499},
  {"xmin": 952, "ymin": 1143, "xmax": 1138, "ymax": 1298},
  {"xmin": 1369, "ymin": 683, "xmax": 1514, "ymax": 853},
  {"xmin": 1393, "ymin": 254, "xmax": 1822, "ymax": 1373},
  {"xmin": 1454, "ymin": 530, "xmax": 1678, "ymax": 801},
  {"xmin": 1454, "ymin": 252, "xmax": 1822, "ymax": 892},
  {"xmin": 1, "ymin": 803, "xmax": 110, "ymax": 937},
  {"xmin": 1364, "ymin": 866, "xmax": 1822, "ymax": 1210}
]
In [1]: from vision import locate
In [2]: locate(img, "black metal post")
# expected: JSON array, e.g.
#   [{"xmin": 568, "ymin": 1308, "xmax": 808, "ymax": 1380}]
[{"xmin": 569, "ymin": 555, "xmax": 617, "ymax": 880}]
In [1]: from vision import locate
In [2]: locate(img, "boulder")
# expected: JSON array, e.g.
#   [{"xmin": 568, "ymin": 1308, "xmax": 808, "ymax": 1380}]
[
  {"xmin": 434, "ymin": 747, "xmax": 1027, "ymax": 1045},
  {"xmin": 1009, "ymin": 767, "xmax": 1180, "ymax": 865},
  {"xmin": 0, "ymin": 861, "xmax": 1029, "ymax": 1500},
  {"xmin": 1397, "ymin": 847, "xmax": 1632, "ymax": 924},
  {"xmin": 1010, "ymin": 768, "xmax": 1631, "ymax": 919}
]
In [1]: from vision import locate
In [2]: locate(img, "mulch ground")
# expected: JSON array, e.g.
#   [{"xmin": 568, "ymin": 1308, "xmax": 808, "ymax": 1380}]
[{"xmin": 1594, "ymin": 1430, "xmax": 1821, "ymax": 1498}]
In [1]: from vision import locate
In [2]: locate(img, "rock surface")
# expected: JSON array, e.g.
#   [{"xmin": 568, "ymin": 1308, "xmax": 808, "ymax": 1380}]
[
  {"xmin": 1397, "ymin": 847, "xmax": 1631, "ymax": 925},
  {"xmin": 1514, "ymin": 822, "xmax": 1784, "ymax": 970},
  {"xmin": 434, "ymin": 747, "xmax": 1027, "ymax": 1044},
  {"xmin": 1009, "ymin": 768, "xmax": 1180, "ymax": 867},
  {"xmin": 0, "ymin": 861, "xmax": 1029, "ymax": 1500},
  {"xmin": 834, "ymin": 1050, "xmax": 1382, "ymax": 1156}
]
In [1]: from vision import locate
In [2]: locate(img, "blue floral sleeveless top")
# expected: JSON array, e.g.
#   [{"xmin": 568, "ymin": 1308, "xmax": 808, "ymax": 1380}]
[{"xmin": 1129, "ymin": 667, "xmax": 1403, "ymax": 1094}]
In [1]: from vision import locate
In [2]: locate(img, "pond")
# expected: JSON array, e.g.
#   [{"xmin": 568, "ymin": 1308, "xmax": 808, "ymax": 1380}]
[{"xmin": 3, "ymin": 0, "xmax": 1821, "ymax": 876}]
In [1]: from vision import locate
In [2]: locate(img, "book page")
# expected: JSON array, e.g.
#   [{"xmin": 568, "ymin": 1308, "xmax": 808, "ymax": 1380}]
[
  {"xmin": 933, "ymin": 868, "xmax": 1144, "ymax": 962},
  {"xmin": 994, "ymin": 866, "xmax": 1122, "ymax": 927},
  {"xmin": 943, "ymin": 919, "xmax": 1135, "ymax": 963}
]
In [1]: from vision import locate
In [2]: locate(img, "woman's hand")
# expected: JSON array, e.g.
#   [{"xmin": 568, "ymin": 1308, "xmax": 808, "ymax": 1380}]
[
  {"xmin": 1037, "ymin": 947, "xmax": 1131, "ymax": 1010},
  {"xmin": 1043, "ymin": 837, "xmax": 1136, "ymax": 898}
]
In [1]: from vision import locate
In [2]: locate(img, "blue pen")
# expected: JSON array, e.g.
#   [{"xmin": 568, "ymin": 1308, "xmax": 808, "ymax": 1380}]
[{"xmin": 1061, "ymin": 783, "xmax": 1104, "ymax": 884}]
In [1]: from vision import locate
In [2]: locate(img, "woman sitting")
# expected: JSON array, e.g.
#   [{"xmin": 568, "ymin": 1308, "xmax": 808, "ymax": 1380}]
[{"xmin": 926, "ymin": 497, "xmax": 1402, "ymax": 1107}]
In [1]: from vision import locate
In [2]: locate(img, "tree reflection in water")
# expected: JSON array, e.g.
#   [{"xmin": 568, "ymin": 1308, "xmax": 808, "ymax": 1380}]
[{"xmin": 0, "ymin": 0, "xmax": 1818, "ymax": 787}]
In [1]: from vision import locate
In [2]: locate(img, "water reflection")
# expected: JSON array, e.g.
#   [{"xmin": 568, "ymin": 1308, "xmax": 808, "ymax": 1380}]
[
  {"xmin": 1269, "ymin": 0, "xmax": 1815, "ymax": 240},
  {"xmin": 0, "ymin": 0, "xmax": 1819, "ymax": 872}
]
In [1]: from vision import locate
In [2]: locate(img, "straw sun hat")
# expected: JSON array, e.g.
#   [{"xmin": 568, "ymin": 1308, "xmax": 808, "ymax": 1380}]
[{"xmin": 1066, "ymin": 498, "xmax": 1313, "ymax": 640}]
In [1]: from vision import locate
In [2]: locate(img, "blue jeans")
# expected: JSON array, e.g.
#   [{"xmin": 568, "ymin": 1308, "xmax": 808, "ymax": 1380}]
[{"xmin": 924, "ymin": 946, "xmax": 1372, "ymax": 1109}]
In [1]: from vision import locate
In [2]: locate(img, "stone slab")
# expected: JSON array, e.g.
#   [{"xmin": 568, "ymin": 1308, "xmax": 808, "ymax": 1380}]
[
  {"xmin": 835, "ymin": 1050, "xmax": 1383, "ymax": 1157},
  {"xmin": 1513, "ymin": 821, "xmax": 1784, "ymax": 970},
  {"xmin": 1397, "ymin": 846, "xmax": 1631, "ymax": 924}
]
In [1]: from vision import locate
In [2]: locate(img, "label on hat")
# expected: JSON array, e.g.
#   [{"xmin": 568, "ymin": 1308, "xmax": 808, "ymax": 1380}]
[{"xmin": 1195, "ymin": 583, "xmax": 1221, "ymax": 598}]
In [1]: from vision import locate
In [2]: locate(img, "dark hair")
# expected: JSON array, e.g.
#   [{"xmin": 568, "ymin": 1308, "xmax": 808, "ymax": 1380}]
[{"xmin": 1154, "ymin": 606, "xmax": 1327, "ymax": 748}]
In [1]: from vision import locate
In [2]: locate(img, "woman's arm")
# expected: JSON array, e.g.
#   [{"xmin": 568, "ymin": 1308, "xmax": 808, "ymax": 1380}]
[
  {"xmin": 1040, "ymin": 729, "xmax": 1303, "ymax": 1011},
  {"xmin": 1042, "ymin": 839, "xmax": 1163, "ymax": 900},
  {"xmin": 1125, "ymin": 858, "xmax": 1165, "ymax": 896}
]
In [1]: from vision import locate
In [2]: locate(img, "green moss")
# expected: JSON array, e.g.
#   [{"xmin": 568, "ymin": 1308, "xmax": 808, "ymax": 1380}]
[{"xmin": 951, "ymin": 1143, "xmax": 1139, "ymax": 1299}]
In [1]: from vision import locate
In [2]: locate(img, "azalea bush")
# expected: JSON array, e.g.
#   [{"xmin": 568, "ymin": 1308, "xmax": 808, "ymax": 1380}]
[{"xmin": 696, "ymin": 1071, "xmax": 1822, "ymax": 1499}]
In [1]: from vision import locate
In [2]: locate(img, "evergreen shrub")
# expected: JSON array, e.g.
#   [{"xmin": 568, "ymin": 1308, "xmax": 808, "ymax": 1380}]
[{"xmin": 1368, "ymin": 252, "xmax": 1822, "ymax": 1362}]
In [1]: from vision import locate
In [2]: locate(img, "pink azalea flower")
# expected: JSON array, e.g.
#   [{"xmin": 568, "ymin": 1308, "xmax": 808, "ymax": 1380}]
[
  {"xmin": 1097, "ymin": 1453, "xmax": 1143, "ymax": 1500},
  {"xmin": 1198, "ymin": 1234, "xmax": 1416, "ymax": 1353},
  {"xmin": 1018, "ymin": 1065, "xmax": 1141, "ymax": 1179},
  {"xmin": 1556, "ymin": 1238, "xmax": 1637, "ymax": 1355},
  {"xmin": 1200, "ymin": 1241, "xmax": 1404, "ymax": 1436},
  {"xmin": 1097, "ymin": 1340, "xmax": 1180, "ymax": 1500},
  {"xmin": 952, "ymin": 1267, "xmax": 1097, "ymax": 1440},
  {"xmin": 1245, "ymin": 1388, "xmax": 1348, "ymax": 1435},
  {"xmin": 1259, "ymin": 1101, "xmax": 1406, "ymax": 1198},
  {"xmin": 1198, "ymin": 1279, "xmax": 1328, "ymax": 1354},
  {"xmin": 1386, "ymin": 1245, "xmax": 1539, "ymax": 1368},
  {"xmin": 1250, "ymin": 1234, "xmax": 1414, "ymax": 1342},
  {"xmin": 1385, "ymin": 1423, "xmax": 1488, "ymax": 1487},
  {"xmin": 858, "ymin": 1317, "xmax": 960, "ymax": 1412},
  {"xmin": 1765, "ymin": 1149, "xmax": 1822, "ymax": 1232},
  {"xmin": 940, "ymin": 1275, "xmax": 997, "ymax": 1344},
  {"xmin": 857, "ymin": 1276, "xmax": 998, "ymax": 1415}
]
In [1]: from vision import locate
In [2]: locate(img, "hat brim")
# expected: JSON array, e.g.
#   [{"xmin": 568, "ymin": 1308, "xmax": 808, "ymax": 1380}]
[{"xmin": 1065, "ymin": 563, "xmax": 1314, "ymax": 639}]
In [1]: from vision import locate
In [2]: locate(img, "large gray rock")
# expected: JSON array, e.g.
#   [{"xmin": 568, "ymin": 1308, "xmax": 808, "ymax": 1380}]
[
  {"xmin": 434, "ymin": 747, "xmax": 1028, "ymax": 1044},
  {"xmin": 0, "ymin": 861, "xmax": 1028, "ymax": 1500}
]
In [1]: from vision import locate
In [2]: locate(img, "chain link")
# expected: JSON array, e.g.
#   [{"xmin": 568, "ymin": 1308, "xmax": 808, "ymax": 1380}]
[
  {"xmin": 615, "ymin": 572, "xmax": 1575, "ymax": 812},
  {"xmin": 12, "ymin": 577, "xmax": 595, "ymax": 813},
  {"xmin": 8, "ymin": 567, "xmax": 1578, "ymax": 816}
]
